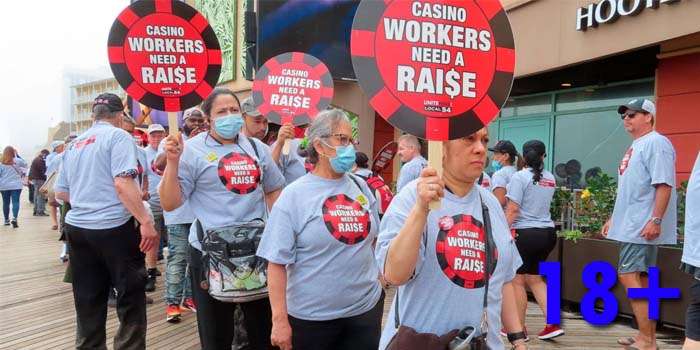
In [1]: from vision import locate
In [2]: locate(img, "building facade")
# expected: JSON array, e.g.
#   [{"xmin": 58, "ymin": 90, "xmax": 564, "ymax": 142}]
[{"xmin": 70, "ymin": 78, "xmax": 126, "ymax": 134}]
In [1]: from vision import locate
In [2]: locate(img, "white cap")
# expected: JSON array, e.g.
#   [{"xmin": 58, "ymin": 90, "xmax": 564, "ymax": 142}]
[
  {"xmin": 147, "ymin": 124, "xmax": 166, "ymax": 134},
  {"xmin": 50, "ymin": 141, "xmax": 64, "ymax": 150},
  {"xmin": 183, "ymin": 107, "xmax": 203, "ymax": 120}
]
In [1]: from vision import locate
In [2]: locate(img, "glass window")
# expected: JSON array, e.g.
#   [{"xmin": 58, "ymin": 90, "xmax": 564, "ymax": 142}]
[
  {"xmin": 500, "ymin": 94, "xmax": 551, "ymax": 117},
  {"xmin": 556, "ymin": 81, "xmax": 654, "ymax": 112}
]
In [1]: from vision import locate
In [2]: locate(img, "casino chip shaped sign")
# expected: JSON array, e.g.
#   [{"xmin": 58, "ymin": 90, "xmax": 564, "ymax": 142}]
[
  {"xmin": 108, "ymin": 0, "xmax": 222, "ymax": 112},
  {"xmin": 351, "ymin": 0, "xmax": 515, "ymax": 140},
  {"xmin": 252, "ymin": 52, "xmax": 334, "ymax": 127}
]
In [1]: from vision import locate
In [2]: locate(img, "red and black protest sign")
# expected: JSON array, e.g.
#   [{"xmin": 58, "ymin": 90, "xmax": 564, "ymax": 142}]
[
  {"xmin": 436, "ymin": 214, "xmax": 497, "ymax": 289},
  {"xmin": 372, "ymin": 141, "xmax": 399, "ymax": 174},
  {"xmin": 351, "ymin": 0, "xmax": 515, "ymax": 140},
  {"xmin": 619, "ymin": 148, "xmax": 633, "ymax": 175},
  {"xmin": 217, "ymin": 152, "xmax": 261, "ymax": 195},
  {"xmin": 252, "ymin": 52, "xmax": 334, "ymax": 126},
  {"xmin": 108, "ymin": 0, "xmax": 221, "ymax": 112},
  {"xmin": 322, "ymin": 194, "xmax": 371, "ymax": 245}
]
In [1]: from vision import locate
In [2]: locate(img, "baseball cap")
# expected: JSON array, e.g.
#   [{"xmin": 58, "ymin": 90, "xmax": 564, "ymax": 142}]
[
  {"xmin": 93, "ymin": 93, "xmax": 124, "ymax": 112},
  {"xmin": 50, "ymin": 141, "xmax": 64, "ymax": 151},
  {"xmin": 183, "ymin": 106, "xmax": 203, "ymax": 120},
  {"xmin": 618, "ymin": 98, "xmax": 655, "ymax": 116},
  {"xmin": 488, "ymin": 140, "xmax": 518, "ymax": 156},
  {"xmin": 147, "ymin": 124, "xmax": 166, "ymax": 134},
  {"xmin": 241, "ymin": 97, "xmax": 261, "ymax": 117}
]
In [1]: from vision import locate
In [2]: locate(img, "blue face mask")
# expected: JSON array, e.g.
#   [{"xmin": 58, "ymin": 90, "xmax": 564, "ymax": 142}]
[
  {"xmin": 324, "ymin": 142, "xmax": 356, "ymax": 174},
  {"xmin": 492, "ymin": 159, "xmax": 503, "ymax": 172},
  {"xmin": 214, "ymin": 114, "xmax": 243, "ymax": 140}
]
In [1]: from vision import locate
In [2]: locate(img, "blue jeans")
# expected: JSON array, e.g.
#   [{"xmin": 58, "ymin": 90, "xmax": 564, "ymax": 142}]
[
  {"xmin": 32, "ymin": 180, "xmax": 46, "ymax": 214},
  {"xmin": 165, "ymin": 223, "xmax": 192, "ymax": 305},
  {"xmin": 1, "ymin": 189, "xmax": 21, "ymax": 222}
]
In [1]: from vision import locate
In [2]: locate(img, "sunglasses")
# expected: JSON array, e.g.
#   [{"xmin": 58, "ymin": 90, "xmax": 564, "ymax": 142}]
[{"xmin": 620, "ymin": 111, "xmax": 637, "ymax": 120}]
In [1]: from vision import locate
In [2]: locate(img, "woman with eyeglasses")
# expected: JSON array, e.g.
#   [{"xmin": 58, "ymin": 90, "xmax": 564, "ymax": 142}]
[
  {"xmin": 160, "ymin": 87, "xmax": 286, "ymax": 350},
  {"xmin": 257, "ymin": 109, "xmax": 384, "ymax": 350},
  {"xmin": 377, "ymin": 127, "xmax": 525, "ymax": 350}
]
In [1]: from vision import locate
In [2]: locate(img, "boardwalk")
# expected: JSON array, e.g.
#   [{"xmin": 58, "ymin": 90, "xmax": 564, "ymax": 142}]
[{"xmin": 0, "ymin": 198, "xmax": 685, "ymax": 349}]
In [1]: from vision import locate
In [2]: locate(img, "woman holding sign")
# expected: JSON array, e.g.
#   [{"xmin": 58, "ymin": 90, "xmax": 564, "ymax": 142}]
[
  {"xmin": 257, "ymin": 109, "xmax": 384, "ymax": 350},
  {"xmin": 376, "ymin": 128, "xmax": 526, "ymax": 350},
  {"xmin": 160, "ymin": 87, "xmax": 285, "ymax": 350}
]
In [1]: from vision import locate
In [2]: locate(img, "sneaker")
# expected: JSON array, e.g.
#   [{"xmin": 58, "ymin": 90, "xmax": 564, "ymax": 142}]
[
  {"xmin": 538, "ymin": 325, "xmax": 564, "ymax": 340},
  {"xmin": 166, "ymin": 304, "xmax": 181, "ymax": 323},
  {"xmin": 145, "ymin": 275, "xmax": 156, "ymax": 292},
  {"xmin": 501, "ymin": 327, "xmax": 530, "ymax": 342},
  {"xmin": 11, "ymin": 220, "xmax": 18, "ymax": 228},
  {"xmin": 182, "ymin": 297, "xmax": 197, "ymax": 313},
  {"xmin": 3, "ymin": 220, "xmax": 9, "ymax": 226}
]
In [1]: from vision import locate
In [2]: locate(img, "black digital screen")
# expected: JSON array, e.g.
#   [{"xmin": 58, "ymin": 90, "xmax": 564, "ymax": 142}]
[{"xmin": 257, "ymin": 0, "xmax": 360, "ymax": 80}]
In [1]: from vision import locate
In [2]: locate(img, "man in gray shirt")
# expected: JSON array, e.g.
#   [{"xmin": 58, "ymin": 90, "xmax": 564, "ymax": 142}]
[
  {"xmin": 602, "ymin": 98, "xmax": 677, "ymax": 350},
  {"xmin": 396, "ymin": 134, "xmax": 427, "ymax": 192}
]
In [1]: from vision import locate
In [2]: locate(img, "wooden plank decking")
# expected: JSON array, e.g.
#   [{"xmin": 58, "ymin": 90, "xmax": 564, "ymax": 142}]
[{"xmin": 0, "ymin": 198, "xmax": 685, "ymax": 349}]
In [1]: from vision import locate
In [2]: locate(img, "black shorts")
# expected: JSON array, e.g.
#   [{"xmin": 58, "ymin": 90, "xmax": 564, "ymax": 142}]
[{"xmin": 514, "ymin": 227, "xmax": 557, "ymax": 275}]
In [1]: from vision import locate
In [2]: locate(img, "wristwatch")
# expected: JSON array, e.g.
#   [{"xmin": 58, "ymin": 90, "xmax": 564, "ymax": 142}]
[{"xmin": 651, "ymin": 217, "xmax": 662, "ymax": 225}]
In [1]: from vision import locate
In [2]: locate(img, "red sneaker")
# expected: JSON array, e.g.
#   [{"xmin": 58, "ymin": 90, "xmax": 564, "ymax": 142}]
[
  {"xmin": 166, "ymin": 304, "xmax": 181, "ymax": 323},
  {"xmin": 182, "ymin": 297, "xmax": 197, "ymax": 313},
  {"xmin": 538, "ymin": 325, "xmax": 564, "ymax": 340}
]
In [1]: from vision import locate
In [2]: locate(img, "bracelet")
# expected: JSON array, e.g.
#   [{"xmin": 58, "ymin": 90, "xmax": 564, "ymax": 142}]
[{"xmin": 507, "ymin": 331, "xmax": 527, "ymax": 344}]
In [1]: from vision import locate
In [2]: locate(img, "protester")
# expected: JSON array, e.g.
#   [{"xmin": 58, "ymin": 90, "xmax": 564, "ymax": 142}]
[
  {"xmin": 29, "ymin": 149, "xmax": 50, "ymax": 216},
  {"xmin": 353, "ymin": 151, "xmax": 394, "ymax": 219},
  {"xmin": 46, "ymin": 141, "xmax": 65, "ymax": 230},
  {"xmin": 376, "ymin": 127, "xmax": 525, "ymax": 350},
  {"xmin": 57, "ymin": 135, "xmax": 77, "ymax": 262},
  {"xmin": 602, "ymin": 99, "xmax": 677, "ymax": 350},
  {"xmin": 160, "ymin": 87, "xmax": 285, "ymax": 350},
  {"xmin": 258, "ymin": 110, "xmax": 384, "ymax": 350},
  {"xmin": 505, "ymin": 140, "xmax": 563, "ymax": 340},
  {"xmin": 54, "ymin": 93, "xmax": 158, "ymax": 349},
  {"xmin": 395, "ymin": 134, "xmax": 426, "ymax": 192},
  {"xmin": 681, "ymin": 152, "xmax": 700, "ymax": 350},
  {"xmin": 489, "ymin": 140, "xmax": 521, "ymax": 207},
  {"xmin": 0, "ymin": 146, "xmax": 27, "ymax": 228}
]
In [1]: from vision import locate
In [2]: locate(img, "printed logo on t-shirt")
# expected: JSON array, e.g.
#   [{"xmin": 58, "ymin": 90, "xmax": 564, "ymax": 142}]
[
  {"xmin": 537, "ymin": 178, "xmax": 556, "ymax": 188},
  {"xmin": 436, "ymin": 214, "xmax": 497, "ymax": 289},
  {"xmin": 322, "ymin": 194, "xmax": 371, "ymax": 245},
  {"xmin": 481, "ymin": 178, "xmax": 491, "ymax": 188},
  {"xmin": 72, "ymin": 135, "xmax": 96, "ymax": 150},
  {"xmin": 217, "ymin": 152, "xmax": 261, "ymax": 194},
  {"xmin": 619, "ymin": 148, "xmax": 634, "ymax": 175}
]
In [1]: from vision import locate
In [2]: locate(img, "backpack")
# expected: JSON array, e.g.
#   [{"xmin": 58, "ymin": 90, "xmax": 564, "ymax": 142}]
[
  {"xmin": 196, "ymin": 136, "xmax": 269, "ymax": 303},
  {"xmin": 357, "ymin": 173, "xmax": 394, "ymax": 215}
]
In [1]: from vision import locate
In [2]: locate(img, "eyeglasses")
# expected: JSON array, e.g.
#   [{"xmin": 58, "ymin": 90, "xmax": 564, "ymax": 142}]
[
  {"xmin": 620, "ymin": 112, "xmax": 637, "ymax": 120},
  {"xmin": 324, "ymin": 133, "xmax": 355, "ymax": 146}
]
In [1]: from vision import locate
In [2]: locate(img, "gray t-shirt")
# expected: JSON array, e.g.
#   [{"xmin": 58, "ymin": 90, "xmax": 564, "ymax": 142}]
[
  {"xmin": 144, "ymin": 145, "xmax": 162, "ymax": 211},
  {"xmin": 257, "ymin": 173, "xmax": 382, "ymax": 321},
  {"xmin": 155, "ymin": 138, "xmax": 196, "ymax": 226},
  {"xmin": 0, "ymin": 160, "xmax": 26, "ymax": 191},
  {"xmin": 176, "ymin": 132, "xmax": 285, "ymax": 250},
  {"xmin": 376, "ymin": 181, "xmax": 522, "ymax": 349},
  {"xmin": 45, "ymin": 152, "xmax": 60, "ymax": 176},
  {"xmin": 54, "ymin": 121, "xmax": 138, "ymax": 230},
  {"xmin": 608, "ymin": 131, "xmax": 677, "ymax": 245},
  {"xmin": 479, "ymin": 172, "xmax": 492, "ymax": 190},
  {"xmin": 272, "ymin": 138, "xmax": 306, "ymax": 186},
  {"xmin": 396, "ymin": 155, "xmax": 427, "ymax": 192},
  {"xmin": 354, "ymin": 168, "xmax": 373, "ymax": 178},
  {"xmin": 491, "ymin": 165, "xmax": 517, "ymax": 191},
  {"xmin": 682, "ymin": 152, "xmax": 700, "ymax": 267},
  {"xmin": 506, "ymin": 169, "xmax": 556, "ymax": 229}
]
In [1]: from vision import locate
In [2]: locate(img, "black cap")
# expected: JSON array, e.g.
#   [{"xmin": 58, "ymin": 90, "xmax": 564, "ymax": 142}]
[
  {"xmin": 93, "ymin": 93, "xmax": 124, "ymax": 113},
  {"xmin": 522, "ymin": 140, "xmax": 546, "ymax": 157},
  {"xmin": 488, "ymin": 140, "xmax": 517, "ymax": 156}
]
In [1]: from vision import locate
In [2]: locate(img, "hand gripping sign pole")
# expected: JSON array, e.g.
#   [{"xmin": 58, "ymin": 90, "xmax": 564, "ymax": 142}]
[
  {"xmin": 251, "ymin": 52, "xmax": 334, "ymax": 155},
  {"xmin": 351, "ymin": 0, "xmax": 515, "ymax": 209},
  {"xmin": 108, "ymin": 0, "xmax": 222, "ymax": 135}
]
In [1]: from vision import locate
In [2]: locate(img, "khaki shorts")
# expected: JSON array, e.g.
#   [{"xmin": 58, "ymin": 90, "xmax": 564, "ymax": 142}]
[{"xmin": 618, "ymin": 242, "xmax": 658, "ymax": 274}]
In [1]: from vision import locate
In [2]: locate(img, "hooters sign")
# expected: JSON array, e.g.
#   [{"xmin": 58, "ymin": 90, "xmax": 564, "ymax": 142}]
[
  {"xmin": 351, "ymin": 0, "xmax": 515, "ymax": 140},
  {"xmin": 108, "ymin": 0, "xmax": 221, "ymax": 112}
]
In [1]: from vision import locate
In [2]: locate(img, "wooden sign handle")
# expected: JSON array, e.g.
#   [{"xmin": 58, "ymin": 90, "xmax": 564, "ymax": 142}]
[
  {"xmin": 428, "ymin": 140, "xmax": 443, "ymax": 210},
  {"xmin": 167, "ymin": 112, "xmax": 179, "ymax": 136},
  {"xmin": 282, "ymin": 139, "xmax": 291, "ymax": 155}
]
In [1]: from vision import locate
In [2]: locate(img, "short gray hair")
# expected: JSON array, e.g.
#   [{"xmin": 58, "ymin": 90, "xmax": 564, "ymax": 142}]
[
  {"xmin": 399, "ymin": 134, "xmax": 421, "ymax": 151},
  {"xmin": 306, "ymin": 109, "xmax": 351, "ymax": 164},
  {"xmin": 92, "ymin": 104, "xmax": 122, "ymax": 121}
]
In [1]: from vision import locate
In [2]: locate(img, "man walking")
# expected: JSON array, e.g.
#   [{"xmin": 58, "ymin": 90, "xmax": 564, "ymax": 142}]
[
  {"xmin": 395, "ymin": 134, "xmax": 426, "ymax": 192},
  {"xmin": 28, "ymin": 149, "xmax": 49, "ymax": 216},
  {"xmin": 54, "ymin": 93, "xmax": 158, "ymax": 350},
  {"xmin": 602, "ymin": 98, "xmax": 677, "ymax": 350}
]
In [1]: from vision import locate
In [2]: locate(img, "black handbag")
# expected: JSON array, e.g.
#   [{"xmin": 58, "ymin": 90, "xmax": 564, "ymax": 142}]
[{"xmin": 387, "ymin": 194, "xmax": 495, "ymax": 350}]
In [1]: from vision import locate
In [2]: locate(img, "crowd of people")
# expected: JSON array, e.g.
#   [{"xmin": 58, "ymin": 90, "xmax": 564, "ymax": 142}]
[{"xmin": 2, "ymin": 89, "xmax": 694, "ymax": 350}]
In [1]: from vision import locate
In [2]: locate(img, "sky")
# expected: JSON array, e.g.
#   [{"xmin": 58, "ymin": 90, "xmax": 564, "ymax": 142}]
[{"xmin": 0, "ymin": 0, "xmax": 126, "ymax": 158}]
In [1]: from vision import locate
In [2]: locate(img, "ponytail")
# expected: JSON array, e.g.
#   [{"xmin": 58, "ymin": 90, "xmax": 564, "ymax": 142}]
[
  {"xmin": 524, "ymin": 149, "xmax": 544, "ymax": 183},
  {"xmin": 515, "ymin": 154, "xmax": 525, "ymax": 170}
]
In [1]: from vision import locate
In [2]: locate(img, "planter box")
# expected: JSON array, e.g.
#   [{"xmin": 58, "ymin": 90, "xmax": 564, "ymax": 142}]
[{"xmin": 561, "ymin": 238, "xmax": 690, "ymax": 328}]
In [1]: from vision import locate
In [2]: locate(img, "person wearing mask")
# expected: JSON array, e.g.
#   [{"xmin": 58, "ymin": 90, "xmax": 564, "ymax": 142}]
[
  {"xmin": 258, "ymin": 110, "xmax": 383, "ymax": 350},
  {"xmin": 241, "ymin": 97, "xmax": 306, "ymax": 186},
  {"xmin": 395, "ymin": 134, "xmax": 427, "ymax": 192},
  {"xmin": 46, "ymin": 141, "xmax": 66, "ymax": 230},
  {"xmin": 489, "ymin": 140, "xmax": 521, "ymax": 207},
  {"xmin": 602, "ymin": 99, "xmax": 677, "ymax": 350},
  {"xmin": 160, "ymin": 88, "xmax": 285, "ymax": 350},
  {"xmin": 681, "ymin": 152, "xmax": 699, "ymax": 350},
  {"xmin": 505, "ymin": 140, "xmax": 563, "ymax": 340},
  {"xmin": 54, "ymin": 93, "xmax": 158, "ymax": 349},
  {"xmin": 376, "ymin": 127, "xmax": 525, "ymax": 350},
  {"xmin": 0, "ymin": 146, "xmax": 27, "ymax": 228},
  {"xmin": 29, "ymin": 149, "xmax": 50, "ymax": 216}
]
